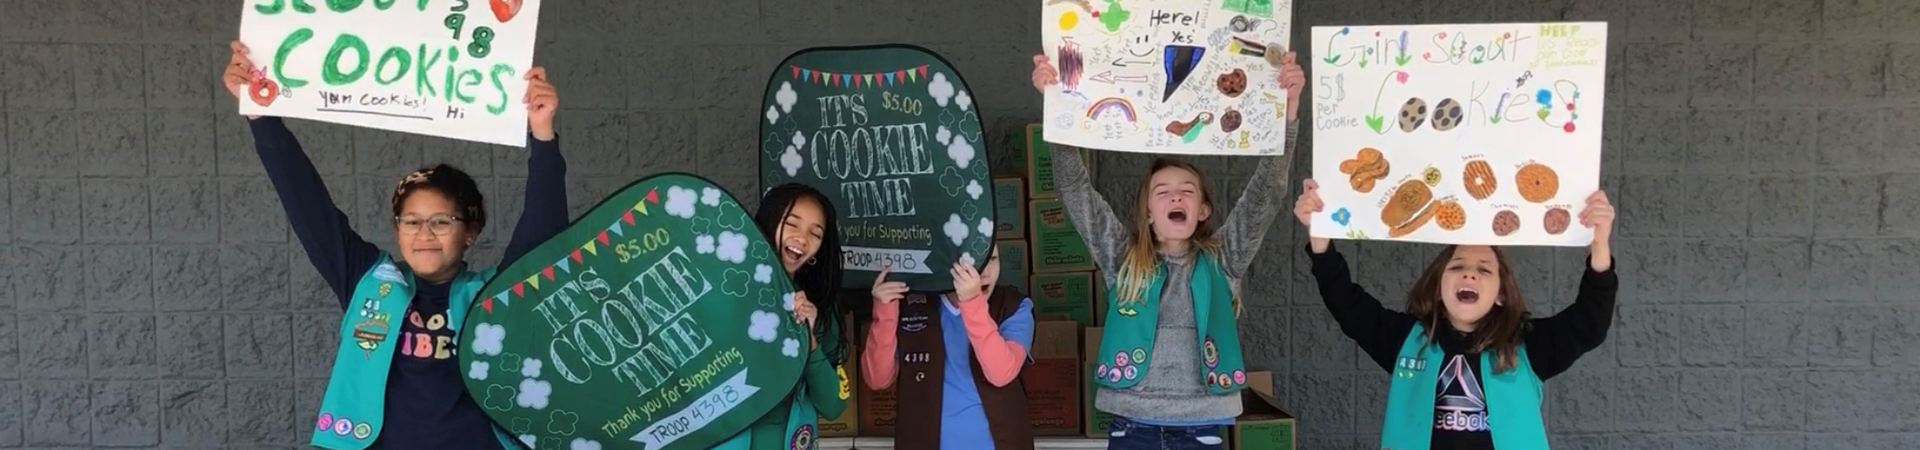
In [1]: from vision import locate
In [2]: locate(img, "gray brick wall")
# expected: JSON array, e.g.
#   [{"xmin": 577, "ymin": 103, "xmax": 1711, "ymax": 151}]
[{"xmin": 1, "ymin": 0, "xmax": 1916, "ymax": 448}]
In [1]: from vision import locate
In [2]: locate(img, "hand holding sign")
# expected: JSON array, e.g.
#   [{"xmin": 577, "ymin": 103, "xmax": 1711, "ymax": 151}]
[
  {"xmin": 223, "ymin": 41, "xmax": 262, "ymax": 120},
  {"xmin": 524, "ymin": 67, "xmax": 558, "ymax": 141},
  {"xmin": 1279, "ymin": 52, "xmax": 1305, "ymax": 121},
  {"xmin": 870, "ymin": 265, "xmax": 908, "ymax": 305},
  {"xmin": 950, "ymin": 257, "xmax": 982, "ymax": 302}
]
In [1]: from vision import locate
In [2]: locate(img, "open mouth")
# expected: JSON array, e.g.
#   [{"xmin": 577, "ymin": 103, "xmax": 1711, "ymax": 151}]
[
  {"xmin": 1455, "ymin": 287, "xmax": 1480, "ymax": 304},
  {"xmin": 783, "ymin": 245, "xmax": 805, "ymax": 263},
  {"xmin": 1167, "ymin": 209, "xmax": 1189, "ymax": 224}
]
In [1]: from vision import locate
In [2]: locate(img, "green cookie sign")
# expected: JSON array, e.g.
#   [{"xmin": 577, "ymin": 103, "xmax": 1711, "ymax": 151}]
[
  {"xmin": 760, "ymin": 45, "xmax": 996, "ymax": 292},
  {"xmin": 458, "ymin": 174, "xmax": 805, "ymax": 450}
]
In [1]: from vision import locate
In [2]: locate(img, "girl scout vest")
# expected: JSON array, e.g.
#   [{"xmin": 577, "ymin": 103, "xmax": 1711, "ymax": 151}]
[
  {"xmin": 1093, "ymin": 253, "xmax": 1248, "ymax": 394},
  {"xmin": 1381, "ymin": 323, "xmax": 1550, "ymax": 450},
  {"xmin": 891, "ymin": 288, "xmax": 1034, "ymax": 450},
  {"xmin": 310, "ymin": 255, "xmax": 520, "ymax": 450}
]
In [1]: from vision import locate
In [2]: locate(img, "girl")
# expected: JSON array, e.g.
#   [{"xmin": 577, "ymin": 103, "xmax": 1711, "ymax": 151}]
[
  {"xmin": 1030, "ymin": 52, "xmax": 1305, "ymax": 450},
  {"xmin": 1292, "ymin": 181, "xmax": 1618, "ymax": 449},
  {"xmin": 713, "ymin": 183, "xmax": 851, "ymax": 450},
  {"xmin": 223, "ymin": 41, "xmax": 569, "ymax": 450},
  {"xmin": 862, "ymin": 246, "xmax": 1038, "ymax": 450}
]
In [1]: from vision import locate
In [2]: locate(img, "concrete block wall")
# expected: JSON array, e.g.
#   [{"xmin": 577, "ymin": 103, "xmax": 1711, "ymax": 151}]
[{"xmin": 0, "ymin": 0, "xmax": 1915, "ymax": 448}]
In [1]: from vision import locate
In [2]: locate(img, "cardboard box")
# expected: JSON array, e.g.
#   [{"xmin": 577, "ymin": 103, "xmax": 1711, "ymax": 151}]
[
  {"xmin": 1028, "ymin": 198, "xmax": 1097, "ymax": 274},
  {"xmin": 1231, "ymin": 372, "xmax": 1297, "ymax": 450},
  {"xmin": 1023, "ymin": 124, "xmax": 1092, "ymax": 200},
  {"xmin": 1082, "ymin": 327, "xmax": 1117, "ymax": 438},
  {"xmin": 994, "ymin": 177, "xmax": 1027, "ymax": 240},
  {"xmin": 995, "ymin": 240, "xmax": 1031, "ymax": 294},
  {"xmin": 1004, "ymin": 125, "xmax": 1031, "ymax": 177},
  {"xmin": 1025, "ymin": 321, "xmax": 1082, "ymax": 436},
  {"xmin": 817, "ymin": 351, "xmax": 861, "ymax": 437},
  {"xmin": 1029, "ymin": 272, "xmax": 1096, "ymax": 326},
  {"xmin": 857, "ymin": 384, "xmax": 898, "ymax": 436}
]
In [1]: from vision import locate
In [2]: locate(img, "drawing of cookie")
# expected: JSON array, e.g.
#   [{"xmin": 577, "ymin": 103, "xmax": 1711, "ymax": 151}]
[
  {"xmin": 1217, "ymin": 69, "xmax": 1247, "ymax": 97},
  {"xmin": 1388, "ymin": 200, "xmax": 1439, "ymax": 238},
  {"xmin": 1398, "ymin": 98, "xmax": 1428, "ymax": 132},
  {"xmin": 1422, "ymin": 166, "xmax": 1441, "ymax": 187},
  {"xmin": 1431, "ymin": 98, "xmax": 1464, "ymax": 131},
  {"xmin": 1381, "ymin": 180, "xmax": 1432, "ymax": 228},
  {"xmin": 1492, "ymin": 210, "xmax": 1520, "ymax": 236},
  {"xmin": 1462, "ymin": 160, "xmax": 1497, "ymax": 200},
  {"xmin": 1221, "ymin": 109, "xmax": 1243, "ymax": 132},
  {"xmin": 1543, "ymin": 207, "xmax": 1571, "ymax": 235},
  {"xmin": 1514, "ymin": 163, "xmax": 1560, "ymax": 203},
  {"xmin": 1434, "ymin": 201, "xmax": 1466, "ymax": 231},
  {"xmin": 1339, "ymin": 148, "xmax": 1390, "ymax": 193}
]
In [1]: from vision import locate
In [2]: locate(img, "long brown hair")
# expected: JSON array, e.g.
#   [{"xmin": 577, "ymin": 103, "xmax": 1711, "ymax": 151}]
[
  {"xmin": 1405, "ymin": 245, "xmax": 1529, "ymax": 372},
  {"xmin": 1111, "ymin": 158, "xmax": 1239, "ymax": 316}
]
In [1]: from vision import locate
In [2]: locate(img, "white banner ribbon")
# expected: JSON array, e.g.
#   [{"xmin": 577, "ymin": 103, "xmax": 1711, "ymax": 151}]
[{"xmin": 630, "ymin": 369, "xmax": 760, "ymax": 449}]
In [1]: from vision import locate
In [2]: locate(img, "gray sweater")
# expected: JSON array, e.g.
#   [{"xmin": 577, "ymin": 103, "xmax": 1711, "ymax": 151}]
[{"xmin": 1052, "ymin": 121, "xmax": 1299, "ymax": 423}]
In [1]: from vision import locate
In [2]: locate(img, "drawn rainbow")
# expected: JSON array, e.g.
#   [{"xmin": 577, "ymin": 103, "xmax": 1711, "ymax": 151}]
[{"xmin": 1085, "ymin": 97, "xmax": 1138, "ymax": 122}]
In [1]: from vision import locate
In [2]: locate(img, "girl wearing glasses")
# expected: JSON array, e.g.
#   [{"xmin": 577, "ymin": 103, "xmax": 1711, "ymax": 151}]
[{"xmin": 223, "ymin": 41, "xmax": 569, "ymax": 450}]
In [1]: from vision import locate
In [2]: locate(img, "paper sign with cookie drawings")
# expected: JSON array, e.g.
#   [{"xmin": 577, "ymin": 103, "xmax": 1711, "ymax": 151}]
[
  {"xmin": 1307, "ymin": 22, "xmax": 1607, "ymax": 246},
  {"xmin": 457, "ymin": 174, "xmax": 806, "ymax": 450},
  {"xmin": 237, "ymin": 0, "xmax": 543, "ymax": 147},
  {"xmin": 1038, "ymin": 0, "xmax": 1294, "ymax": 155}
]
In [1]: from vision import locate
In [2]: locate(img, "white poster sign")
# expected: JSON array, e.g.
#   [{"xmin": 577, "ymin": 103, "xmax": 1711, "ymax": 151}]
[
  {"xmin": 1308, "ymin": 22, "xmax": 1607, "ymax": 246},
  {"xmin": 1039, "ymin": 0, "xmax": 1294, "ymax": 156},
  {"xmin": 237, "ymin": 0, "xmax": 542, "ymax": 147}
]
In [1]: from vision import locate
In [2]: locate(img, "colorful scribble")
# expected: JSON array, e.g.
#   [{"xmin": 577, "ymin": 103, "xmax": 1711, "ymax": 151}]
[{"xmin": 1362, "ymin": 70, "xmax": 1409, "ymax": 134}]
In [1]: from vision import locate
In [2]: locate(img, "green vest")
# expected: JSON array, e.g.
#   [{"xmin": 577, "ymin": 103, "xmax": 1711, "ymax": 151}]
[
  {"xmin": 310, "ymin": 254, "xmax": 521, "ymax": 450},
  {"xmin": 1091, "ymin": 252, "xmax": 1247, "ymax": 394},
  {"xmin": 709, "ymin": 385, "xmax": 821, "ymax": 450},
  {"xmin": 1381, "ymin": 324, "xmax": 1550, "ymax": 450}
]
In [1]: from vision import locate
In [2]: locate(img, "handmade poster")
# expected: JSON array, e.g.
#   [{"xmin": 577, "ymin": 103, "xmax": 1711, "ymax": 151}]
[
  {"xmin": 237, "ymin": 0, "xmax": 542, "ymax": 147},
  {"xmin": 1308, "ymin": 22, "xmax": 1607, "ymax": 246},
  {"xmin": 457, "ymin": 174, "xmax": 806, "ymax": 450},
  {"xmin": 1038, "ymin": 0, "xmax": 1294, "ymax": 155},
  {"xmin": 760, "ymin": 45, "xmax": 995, "ymax": 292}
]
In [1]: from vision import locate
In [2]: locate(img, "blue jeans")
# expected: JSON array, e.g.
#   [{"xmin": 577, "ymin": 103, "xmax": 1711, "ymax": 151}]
[{"xmin": 1105, "ymin": 417, "xmax": 1227, "ymax": 450}]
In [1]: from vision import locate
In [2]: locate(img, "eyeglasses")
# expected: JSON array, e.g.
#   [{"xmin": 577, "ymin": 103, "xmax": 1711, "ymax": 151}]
[{"xmin": 395, "ymin": 214, "xmax": 466, "ymax": 236}]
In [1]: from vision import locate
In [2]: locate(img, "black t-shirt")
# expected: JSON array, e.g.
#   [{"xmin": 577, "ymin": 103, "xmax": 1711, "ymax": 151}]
[
  {"xmin": 369, "ymin": 281, "xmax": 507, "ymax": 450},
  {"xmin": 1306, "ymin": 243, "xmax": 1619, "ymax": 450}
]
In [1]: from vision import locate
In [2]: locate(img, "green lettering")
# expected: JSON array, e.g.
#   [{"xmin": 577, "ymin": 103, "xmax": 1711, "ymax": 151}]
[
  {"xmin": 326, "ymin": 0, "xmax": 364, "ymax": 12},
  {"xmin": 293, "ymin": 0, "xmax": 316, "ymax": 13},
  {"xmin": 487, "ymin": 64, "xmax": 515, "ymax": 115},
  {"xmin": 443, "ymin": 48, "xmax": 459, "ymax": 102},
  {"xmin": 254, "ymin": 0, "xmax": 285, "ymax": 14},
  {"xmin": 414, "ymin": 44, "xmax": 442, "ymax": 98},
  {"xmin": 375, "ymin": 47, "xmax": 411, "ymax": 85},
  {"xmin": 321, "ymin": 34, "xmax": 370, "ymax": 86},
  {"xmin": 374, "ymin": 0, "xmax": 396, "ymax": 9},
  {"xmin": 444, "ymin": 14, "xmax": 465, "ymax": 39},
  {"xmin": 273, "ymin": 29, "xmax": 313, "ymax": 89},
  {"xmin": 454, "ymin": 68, "xmax": 481, "ymax": 104}
]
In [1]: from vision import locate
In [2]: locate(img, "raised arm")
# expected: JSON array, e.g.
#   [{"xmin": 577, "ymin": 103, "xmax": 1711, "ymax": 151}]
[
  {"xmin": 1307, "ymin": 242, "xmax": 1418, "ymax": 373},
  {"xmin": 500, "ymin": 67, "xmax": 570, "ymax": 266},
  {"xmin": 1523, "ymin": 254, "xmax": 1618, "ymax": 380},
  {"xmin": 861, "ymin": 298, "xmax": 902, "ymax": 389},
  {"xmin": 958, "ymin": 294, "xmax": 1034, "ymax": 387},
  {"xmin": 250, "ymin": 117, "xmax": 382, "ymax": 310},
  {"xmin": 1215, "ymin": 120, "xmax": 1300, "ymax": 277},
  {"xmin": 1049, "ymin": 145, "xmax": 1130, "ymax": 274}
]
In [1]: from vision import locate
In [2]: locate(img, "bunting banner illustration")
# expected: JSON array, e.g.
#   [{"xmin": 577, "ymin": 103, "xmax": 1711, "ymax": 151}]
[
  {"xmin": 759, "ymin": 45, "xmax": 996, "ymax": 292},
  {"xmin": 458, "ymin": 173, "xmax": 806, "ymax": 450}
]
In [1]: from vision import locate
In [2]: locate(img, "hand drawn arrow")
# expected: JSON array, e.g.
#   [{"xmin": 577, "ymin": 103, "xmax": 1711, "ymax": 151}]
[
  {"xmin": 1111, "ymin": 57, "xmax": 1155, "ymax": 67},
  {"xmin": 1088, "ymin": 71, "xmax": 1150, "ymax": 84}
]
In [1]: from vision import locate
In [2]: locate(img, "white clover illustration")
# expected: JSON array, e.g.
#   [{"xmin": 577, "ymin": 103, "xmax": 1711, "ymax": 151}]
[
  {"xmin": 780, "ymin": 145, "xmax": 805, "ymax": 177},
  {"xmin": 521, "ymin": 358, "xmax": 543, "ymax": 378},
  {"xmin": 791, "ymin": 130, "xmax": 807, "ymax": 147},
  {"xmin": 966, "ymin": 180, "xmax": 984, "ymax": 200},
  {"xmin": 755, "ymin": 264, "xmax": 773, "ymax": 283},
  {"xmin": 665, "ymin": 186, "xmax": 699, "ymax": 218},
  {"xmin": 776, "ymin": 81, "xmax": 799, "ymax": 112},
  {"xmin": 765, "ymin": 105, "xmax": 781, "ymax": 125},
  {"xmin": 947, "ymin": 135, "xmax": 975, "ymax": 169},
  {"xmin": 696, "ymin": 235, "xmax": 716, "ymax": 254},
  {"xmin": 749, "ymin": 311, "xmax": 779, "ymax": 343},
  {"xmin": 943, "ymin": 214, "xmax": 969, "ymax": 246},
  {"xmin": 717, "ymin": 231, "xmax": 749, "ymax": 263},
  {"xmin": 520, "ymin": 435, "xmax": 537, "ymax": 448},
  {"xmin": 936, "ymin": 126, "xmax": 952, "ymax": 146},
  {"xmin": 517, "ymin": 378, "xmax": 552, "ymax": 409},
  {"xmin": 977, "ymin": 217, "xmax": 993, "ymax": 238},
  {"xmin": 472, "ymin": 323, "xmax": 506, "ymax": 356},
  {"xmin": 782, "ymin": 338, "xmax": 801, "ymax": 357},
  {"xmin": 468, "ymin": 361, "xmax": 490, "ymax": 381},
  {"xmin": 956, "ymin": 89, "xmax": 973, "ymax": 111},
  {"xmin": 927, "ymin": 72, "xmax": 955, "ymax": 107},
  {"xmin": 571, "ymin": 438, "xmax": 603, "ymax": 450},
  {"xmin": 783, "ymin": 292, "xmax": 796, "ymax": 311},
  {"xmin": 701, "ymin": 187, "xmax": 722, "ymax": 206}
]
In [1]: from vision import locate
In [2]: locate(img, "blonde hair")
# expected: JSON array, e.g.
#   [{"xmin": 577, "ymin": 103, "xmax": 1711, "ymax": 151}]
[{"xmin": 1111, "ymin": 158, "xmax": 1241, "ymax": 317}]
